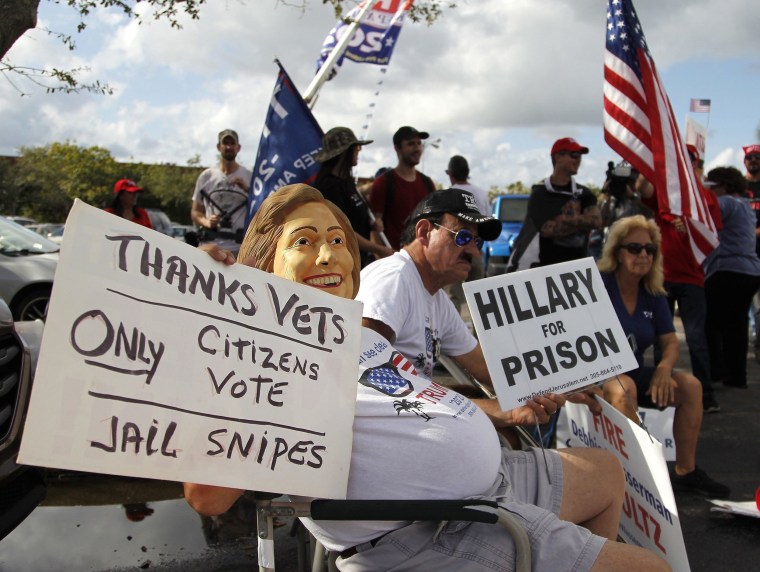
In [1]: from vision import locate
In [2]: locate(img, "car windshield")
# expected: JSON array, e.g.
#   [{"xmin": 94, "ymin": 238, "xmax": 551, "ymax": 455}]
[
  {"xmin": 0, "ymin": 217, "xmax": 60, "ymax": 255},
  {"xmin": 497, "ymin": 198, "xmax": 529, "ymax": 223}
]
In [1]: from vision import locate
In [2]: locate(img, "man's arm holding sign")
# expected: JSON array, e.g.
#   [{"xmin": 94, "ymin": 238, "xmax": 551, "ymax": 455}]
[
  {"xmin": 184, "ymin": 483, "xmax": 244, "ymax": 516},
  {"xmin": 451, "ymin": 344, "xmax": 567, "ymax": 425}
]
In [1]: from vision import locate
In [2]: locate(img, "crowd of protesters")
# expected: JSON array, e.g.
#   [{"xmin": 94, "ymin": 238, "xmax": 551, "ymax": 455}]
[{"xmin": 170, "ymin": 124, "xmax": 760, "ymax": 570}]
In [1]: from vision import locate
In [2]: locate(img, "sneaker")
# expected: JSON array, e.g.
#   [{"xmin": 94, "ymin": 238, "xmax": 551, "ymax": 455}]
[
  {"xmin": 670, "ymin": 466, "xmax": 730, "ymax": 498},
  {"xmin": 702, "ymin": 395, "xmax": 721, "ymax": 414}
]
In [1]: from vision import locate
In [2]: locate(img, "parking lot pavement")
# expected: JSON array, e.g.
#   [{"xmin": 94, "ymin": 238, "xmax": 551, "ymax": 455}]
[{"xmin": 671, "ymin": 334, "xmax": 760, "ymax": 571}]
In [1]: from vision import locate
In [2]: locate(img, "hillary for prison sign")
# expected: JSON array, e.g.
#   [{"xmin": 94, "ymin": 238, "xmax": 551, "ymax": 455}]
[
  {"xmin": 463, "ymin": 258, "xmax": 638, "ymax": 412},
  {"xmin": 18, "ymin": 200, "xmax": 362, "ymax": 499}
]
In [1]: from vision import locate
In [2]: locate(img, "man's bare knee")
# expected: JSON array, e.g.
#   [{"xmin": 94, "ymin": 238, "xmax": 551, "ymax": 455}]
[{"xmin": 592, "ymin": 541, "xmax": 671, "ymax": 571}]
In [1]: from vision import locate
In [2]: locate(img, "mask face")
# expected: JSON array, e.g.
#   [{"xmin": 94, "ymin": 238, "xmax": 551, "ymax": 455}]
[{"xmin": 273, "ymin": 202, "xmax": 355, "ymax": 300}]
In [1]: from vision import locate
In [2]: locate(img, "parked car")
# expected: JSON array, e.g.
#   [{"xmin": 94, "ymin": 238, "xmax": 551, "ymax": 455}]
[
  {"xmin": 145, "ymin": 209, "xmax": 173, "ymax": 236},
  {"xmin": 481, "ymin": 194, "xmax": 530, "ymax": 277},
  {"xmin": 0, "ymin": 298, "xmax": 46, "ymax": 540},
  {"xmin": 4, "ymin": 217, "xmax": 36, "ymax": 228},
  {"xmin": 170, "ymin": 224, "xmax": 196, "ymax": 241},
  {"xmin": 29, "ymin": 223, "xmax": 65, "ymax": 245},
  {"xmin": 0, "ymin": 217, "xmax": 59, "ymax": 321}
]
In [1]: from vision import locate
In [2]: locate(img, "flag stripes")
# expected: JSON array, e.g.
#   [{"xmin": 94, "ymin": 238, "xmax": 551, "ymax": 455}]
[{"xmin": 603, "ymin": 0, "xmax": 718, "ymax": 263}]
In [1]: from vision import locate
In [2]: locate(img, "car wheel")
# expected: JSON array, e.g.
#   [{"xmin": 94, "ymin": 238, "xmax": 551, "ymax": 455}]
[{"xmin": 12, "ymin": 288, "xmax": 51, "ymax": 321}]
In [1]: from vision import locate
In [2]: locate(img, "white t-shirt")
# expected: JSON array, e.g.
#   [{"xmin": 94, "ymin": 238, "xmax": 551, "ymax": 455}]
[
  {"xmin": 192, "ymin": 165, "xmax": 252, "ymax": 233},
  {"xmin": 356, "ymin": 250, "xmax": 478, "ymax": 379},
  {"xmin": 297, "ymin": 328, "xmax": 502, "ymax": 551},
  {"xmin": 452, "ymin": 181, "xmax": 490, "ymax": 216}
]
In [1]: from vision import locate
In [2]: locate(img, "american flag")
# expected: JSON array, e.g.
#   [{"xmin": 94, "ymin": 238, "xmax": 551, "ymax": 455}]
[
  {"xmin": 689, "ymin": 98, "xmax": 711, "ymax": 113},
  {"xmin": 603, "ymin": 0, "xmax": 718, "ymax": 263}
]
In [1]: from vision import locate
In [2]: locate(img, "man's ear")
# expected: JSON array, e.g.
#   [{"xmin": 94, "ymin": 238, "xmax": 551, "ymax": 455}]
[{"xmin": 416, "ymin": 219, "xmax": 433, "ymax": 245}]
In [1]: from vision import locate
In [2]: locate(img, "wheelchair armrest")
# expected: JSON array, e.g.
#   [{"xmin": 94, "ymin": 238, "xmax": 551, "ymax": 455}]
[{"xmin": 309, "ymin": 499, "xmax": 500, "ymax": 524}]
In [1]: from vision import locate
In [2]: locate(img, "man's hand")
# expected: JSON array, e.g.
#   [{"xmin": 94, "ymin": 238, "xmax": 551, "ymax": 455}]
[
  {"xmin": 566, "ymin": 386, "xmax": 603, "ymax": 414},
  {"xmin": 476, "ymin": 394, "xmax": 565, "ymax": 427},
  {"xmin": 200, "ymin": 243, "xmax": 236, "ymax": 265},
  {"xmin": 205, "ymin": 213, "xmax": 222, "ymax": 229}
]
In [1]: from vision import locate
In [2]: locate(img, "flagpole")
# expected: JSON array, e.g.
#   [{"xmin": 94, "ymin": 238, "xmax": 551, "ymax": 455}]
[{"xmin": 303, "ymin": 1, "xmax": 375, "ymax": 106}]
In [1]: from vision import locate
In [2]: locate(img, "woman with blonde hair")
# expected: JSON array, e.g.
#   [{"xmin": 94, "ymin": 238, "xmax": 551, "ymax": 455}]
[{"xmin": 599, "ymin": 215, "xmax": 729, "ymax": 498}]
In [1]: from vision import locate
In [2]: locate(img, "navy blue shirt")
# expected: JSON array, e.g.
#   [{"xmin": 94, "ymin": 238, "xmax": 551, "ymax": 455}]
[{"xmin": 601, "ymin": 272, "xmax": 674, "ymax": 374}]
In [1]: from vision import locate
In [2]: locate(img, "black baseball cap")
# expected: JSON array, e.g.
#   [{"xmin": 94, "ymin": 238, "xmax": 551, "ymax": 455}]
[
  {"xmin": 410, "ymin": 188, "xmax": 501, "ymax": 241},
  {"xmin": 393, "ymin": 126, "xmax": 429, "ymax": 147}
]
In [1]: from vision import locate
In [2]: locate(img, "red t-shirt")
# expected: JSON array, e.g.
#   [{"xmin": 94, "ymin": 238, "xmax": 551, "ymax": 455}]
[
  {"xmin": 369, "ymin": 170, "xmax": 431, "ymax": 250},
  {"xmin": 642, "ymin": 183, "xmax": 721, "ymax": 286},
  {"xmin": 105, "ymin": 207, "xmax": 153, "ymax": 229}
]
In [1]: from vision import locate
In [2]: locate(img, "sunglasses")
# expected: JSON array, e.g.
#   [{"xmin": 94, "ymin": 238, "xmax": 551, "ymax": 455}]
[
  {"xmin": 434, "ymin": 223, "xmax": 484, "ymax": 249},
  {"xmin": 559, "ymin": 151, "xmax": 582, "ymax": 159},
  {"xmin": 746, "ymin": 154, "xmax": 760, "ymax": 161},
  {"xmin": 620, "ymin": 242, "xmax": 657, "ymax": 256}
]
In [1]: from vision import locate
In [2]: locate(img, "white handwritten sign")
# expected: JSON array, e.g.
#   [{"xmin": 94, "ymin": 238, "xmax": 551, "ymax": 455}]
[
  {"xmin": 18, "ymin": 200, "xmax": 362, "ymax": 499},
  {"xmin": 462, "ymin": 258, "xmax": 638, "ymax": 411},
  {"xmin": 559, "ymin": 399, "xmax": 690, "ymax": 571}
]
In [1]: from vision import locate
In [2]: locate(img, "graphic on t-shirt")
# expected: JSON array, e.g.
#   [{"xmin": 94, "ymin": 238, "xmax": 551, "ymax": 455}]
[
  {"xmin": 392, "ymin": 399, "xmax": 433, "ymax": 422},
  {"xmin": 553, "ymin": 198, "xmax": 586, "ymax": 248},
  {"xmin": 359, "ymin": 352, "xmax": 414, "ymax": 397},
  {"xmin": 422, "ymin": 326, "xmax": 441, "ymax": 377}
]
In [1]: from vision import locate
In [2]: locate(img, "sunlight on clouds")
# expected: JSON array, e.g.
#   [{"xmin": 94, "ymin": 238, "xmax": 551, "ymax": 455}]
[{"xmin": 0, "ymin": 0, "xmax": 758, "ymax": 190}]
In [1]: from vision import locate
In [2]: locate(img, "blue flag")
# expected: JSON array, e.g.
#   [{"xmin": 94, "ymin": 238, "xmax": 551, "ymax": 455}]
[
  {"xmin": 316, "ymin": 0, "xmax": 413, "ymax": 77},
  {"xmin": 247, "ymin": 62, "xmax": 323, "ymax": 223}
]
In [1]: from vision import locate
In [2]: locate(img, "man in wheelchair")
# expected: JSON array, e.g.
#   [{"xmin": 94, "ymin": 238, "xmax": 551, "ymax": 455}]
[{"xmin": 184, "ymin": 184, "xmax": 669, "ymax": 571}]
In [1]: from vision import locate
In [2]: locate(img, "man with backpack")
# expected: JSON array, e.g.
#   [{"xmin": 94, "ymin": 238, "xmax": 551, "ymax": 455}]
[{"xmin": 369, "ymin": 126, "xmax": 436, "ymax": 250}]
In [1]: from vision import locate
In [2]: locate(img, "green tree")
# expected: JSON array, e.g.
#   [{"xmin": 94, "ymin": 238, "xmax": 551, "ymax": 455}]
[
  {"xmin": 0, "ymin": 142, "xmax": 205, "ymax": 223},
  {"xmin": 9, "ymin": 141, "xmax": 120, "ymax": 221},
  {"xmin": 488, "ymin": 180, "xmax": 530, "ymax": 204},
  {"xmin": 127, "ymin": 157, "xmax": 203, "ymax": 223}
]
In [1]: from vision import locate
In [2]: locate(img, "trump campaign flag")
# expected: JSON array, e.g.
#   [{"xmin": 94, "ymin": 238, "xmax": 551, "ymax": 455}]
[
  {"xmin": 602, "ymin": 0, "xmax": 719, "ymax": 263},
  {"xmin": 316, "ymin": 0, "xmax": 413, "ymax": 77},
  {"xmin": 246, "ymin": 61, "xmax": 323, "ymax": 222}
]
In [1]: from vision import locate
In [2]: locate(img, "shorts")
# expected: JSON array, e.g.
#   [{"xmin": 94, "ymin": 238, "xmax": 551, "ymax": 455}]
[
  {"xmin": 631, "ymin": 366, "xmax": 661, "ymax": 408},
  {"xmin": 338, "ymin": 447, "xmax": 605, "ymax": 571}
]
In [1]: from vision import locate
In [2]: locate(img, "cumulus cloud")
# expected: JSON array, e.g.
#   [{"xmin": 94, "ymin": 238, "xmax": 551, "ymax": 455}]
[{"xmin": 0, "ymin": 0, "xmax": 758, "ymax": 190}]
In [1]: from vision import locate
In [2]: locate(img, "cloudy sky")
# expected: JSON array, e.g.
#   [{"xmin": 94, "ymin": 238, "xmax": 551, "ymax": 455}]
[{"xmin": 2, "ymin": 0, "xmax": 759, "ymax": 191}]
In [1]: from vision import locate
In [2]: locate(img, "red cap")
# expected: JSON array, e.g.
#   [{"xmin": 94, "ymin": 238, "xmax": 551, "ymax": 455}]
[
  {"xmin": 550, "ymin": 137, "xmax": 589, "ymax": 156},
  {"xmin": 113, "ymin": 179, "xmax": 144, "ymax": 194},
  {"xmin": 686, "ymin": 144, "xmax": 700, "ymax": 162},
  {"xmin": 743, "ymin": 144, "xmax": 760, "ymax": 158}
]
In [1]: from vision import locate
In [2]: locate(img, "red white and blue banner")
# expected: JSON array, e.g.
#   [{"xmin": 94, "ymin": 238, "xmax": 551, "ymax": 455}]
[
  {"xmin": 246, "ymin": 62, "xmax": 323, "ymax": 222},
  {"xmin": 316, "ymin": 0, "xmax": 413, "ymax": 77},
  {"xmin": 602, "ymin": 0, "xmax": 719, "ymax": 263}
]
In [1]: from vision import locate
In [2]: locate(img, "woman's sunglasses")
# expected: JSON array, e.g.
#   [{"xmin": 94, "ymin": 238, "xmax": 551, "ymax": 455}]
[
  {"xmin": 434, "ymin": 223, "xmax": 484, "ymax": 249},
  {"xmin": 620, "ymin": 242, "xmax": 657, "ymax": 256}
]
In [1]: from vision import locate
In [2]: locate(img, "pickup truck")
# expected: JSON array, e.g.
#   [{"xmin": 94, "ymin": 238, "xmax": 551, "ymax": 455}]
[{"xmin": 481, "ymin": 194, "xmax": 529, "ymax": 277}]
